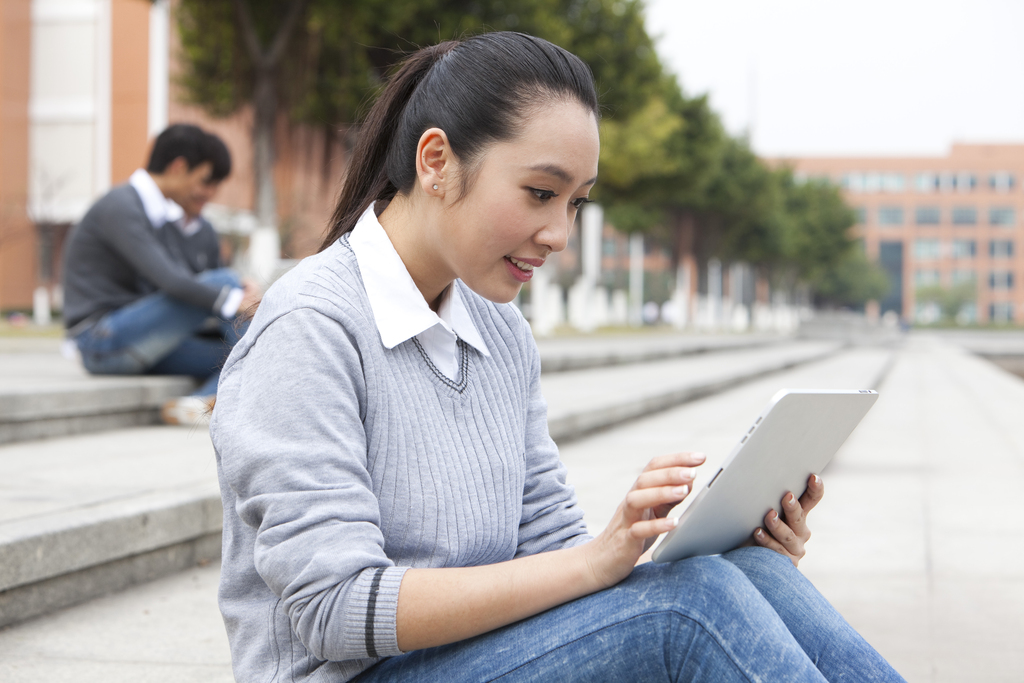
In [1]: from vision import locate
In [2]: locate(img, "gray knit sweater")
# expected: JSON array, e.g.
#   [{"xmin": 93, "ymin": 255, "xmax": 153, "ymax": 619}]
[{"xmin": 211, "ymin": 234, "xmax": 590, "ymax": 683}]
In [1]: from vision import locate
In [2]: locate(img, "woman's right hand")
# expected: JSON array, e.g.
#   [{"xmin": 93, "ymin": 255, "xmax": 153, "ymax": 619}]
[{"xmin": 583, "ymin": 451, "xmax": 705, "ymax": 589}]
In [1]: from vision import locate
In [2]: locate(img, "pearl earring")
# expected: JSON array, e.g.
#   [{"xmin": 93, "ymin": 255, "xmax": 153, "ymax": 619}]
[{"xmin": 433, "ymin": 184, "xmax": 439, "ymax": 190}]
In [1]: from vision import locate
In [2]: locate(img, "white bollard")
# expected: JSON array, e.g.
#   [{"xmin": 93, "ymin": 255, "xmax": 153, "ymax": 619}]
[
  {"xmin": 33, "ymin": 287, "xmax": 52, "ymax": 326},
  {"xmin": 248, "ymin": 226, "xmax": 280, "ymax": 287}
]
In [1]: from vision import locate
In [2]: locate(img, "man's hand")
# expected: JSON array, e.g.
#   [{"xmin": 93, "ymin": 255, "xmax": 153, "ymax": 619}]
[{"xmin": 240, "ymin": 278, "xmax": 262, "ymax": 311}]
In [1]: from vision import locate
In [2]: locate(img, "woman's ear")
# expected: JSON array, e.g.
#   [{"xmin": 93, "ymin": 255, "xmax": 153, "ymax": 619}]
[{"xmin": 416, "ymin": 128, "xmax": 451, "ymax": 198}]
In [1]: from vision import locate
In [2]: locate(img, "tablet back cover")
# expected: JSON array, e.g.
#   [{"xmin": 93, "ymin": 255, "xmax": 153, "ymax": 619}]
[{"xmin": 652, "ymin": 389, "xmax": 877, "ymax": 563}]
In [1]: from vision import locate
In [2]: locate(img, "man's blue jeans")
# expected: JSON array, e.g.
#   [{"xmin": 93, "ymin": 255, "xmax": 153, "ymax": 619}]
[
  {"xmin": 74, "ymin": 269, "xmax": 246, "ymax": 397},
  {"xmin": 355, "ymin": 547, "xmax": 905, "ymax": 682}
]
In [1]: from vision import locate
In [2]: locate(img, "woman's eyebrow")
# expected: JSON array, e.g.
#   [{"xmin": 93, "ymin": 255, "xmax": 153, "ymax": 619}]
[{"xmin": 529, "ymin": 163, "xmax": 598, "ymax": 187}]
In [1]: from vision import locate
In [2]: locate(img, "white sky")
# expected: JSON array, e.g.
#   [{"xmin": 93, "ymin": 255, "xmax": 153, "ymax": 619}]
[{"xmin": 643, "ymin": 0, "xmax": 1024, "ymax": 157}]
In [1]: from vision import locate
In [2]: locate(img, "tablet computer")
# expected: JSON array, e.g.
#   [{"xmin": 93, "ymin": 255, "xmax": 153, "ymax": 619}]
[{"xmin": 651, "ymin": 388, "xmax": 878, "ymax": 563}]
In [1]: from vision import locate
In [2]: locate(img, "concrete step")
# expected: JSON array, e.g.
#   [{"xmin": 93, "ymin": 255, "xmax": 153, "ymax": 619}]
[
  {"xmin": 535, "ymin": 331, "xmax": 791, "ymax": 373},
  {"xmin": 0, "ymin": 338, "xmax": 842, "ymax": 628},
  {"xmin": 0, "ymin": 426, "xmax": 220, "ymax": 628},
  {"xmin": 543, "ymin": 340, "xmax": 844, "ymax": 442},
  {"xmin": 0, "ymin": 333, "xmax": 790, "ymax": 446},
  {"xmin": 0, "ymin": 353, "xmax": 194, "ymax": 446}
]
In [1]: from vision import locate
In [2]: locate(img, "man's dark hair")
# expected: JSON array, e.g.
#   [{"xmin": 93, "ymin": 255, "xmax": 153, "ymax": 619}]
[{"xmin": 147, "ymin": 123, "xmax": 232, "ymax": 182}]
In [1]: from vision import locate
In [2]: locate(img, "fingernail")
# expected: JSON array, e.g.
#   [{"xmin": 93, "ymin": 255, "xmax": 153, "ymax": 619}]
[
  {"xmin": 673, "ymin": 485, "xmax": 689, "ymax": 497},
  {"xmin": 666, "ymin": 516, "xmax": 679, "ymax": 528},
  {"xmin": 755, "ymin": 528, "xmax": 764, "ymax": 537},
  {"xmin": 813, "ymin": 474, "xmax": 821, "ymax": 485},
  {"xmin": 788, "ymin": 494, "xmax": 797, "ymax": 505}
]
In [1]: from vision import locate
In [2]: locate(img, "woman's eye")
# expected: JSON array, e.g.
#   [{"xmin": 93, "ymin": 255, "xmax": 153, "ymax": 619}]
[
  {"xmin": 572, "ymin": 197, "xmax": 593, "ymax": 209},
  {"xmin": 530, "ymin": 188, "xmax": 558, "ymax": 202}
]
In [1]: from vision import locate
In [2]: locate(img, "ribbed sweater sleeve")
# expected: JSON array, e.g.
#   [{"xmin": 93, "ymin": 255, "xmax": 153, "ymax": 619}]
[
  {"xmin": 213, "ymin": 307, "xmax": 408, "ymax": 662},
  {"xmin": 514, "ymin": 317, "xmax": 592, "ymax": 556}
]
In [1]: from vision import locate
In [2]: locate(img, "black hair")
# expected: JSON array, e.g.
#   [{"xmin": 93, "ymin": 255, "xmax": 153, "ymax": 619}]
[
  {"xmin": 320, "ymin": 32, "xmax": 598, "ymax": 251},
  {"xmin": 147, "ymin": 123, "xmax": 232, "ymax": 182}
]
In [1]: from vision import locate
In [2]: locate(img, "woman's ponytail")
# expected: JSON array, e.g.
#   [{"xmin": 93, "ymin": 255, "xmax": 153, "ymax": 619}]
[
  {"xmin": 320, "ymin": 33, "xmax": 598, "ymax": 252},
  {"xmin": 319, "ymin": 42, "xmax": 457, "ymax": 251}
]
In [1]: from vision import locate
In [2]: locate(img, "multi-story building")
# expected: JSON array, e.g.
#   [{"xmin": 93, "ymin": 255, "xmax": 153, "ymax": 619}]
[{"xmin": 782, "ymin": 144, "xmax": 1024, "ymax": 324}]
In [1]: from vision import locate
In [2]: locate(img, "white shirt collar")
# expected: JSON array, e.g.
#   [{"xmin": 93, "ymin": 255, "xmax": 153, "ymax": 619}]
[
  {"xmin": 348, "ymin": 204, "xmax": 490, "ymax": 357},
  {"xmin": 129, "ymin": 169, "xmax": 185, "ymax": 229}
]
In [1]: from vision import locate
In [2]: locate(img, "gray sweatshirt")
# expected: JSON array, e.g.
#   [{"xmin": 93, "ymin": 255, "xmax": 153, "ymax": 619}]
[
  {"xmin": 62, "ymin": 184, "xmax": 231, "ymax": 329},
  {"xmin": 211, "ymin": 235, "xmax": 590, "ymax": 682}
]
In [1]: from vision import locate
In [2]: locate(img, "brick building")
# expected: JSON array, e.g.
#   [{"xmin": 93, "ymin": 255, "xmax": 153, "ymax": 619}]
[
  {"xmin": 0, "ymin": 0, "xmax": 346, "ymax": 315},
  {"xmin": 782, "ymin": 144, "xmax": 1024, "ymax": 324}
]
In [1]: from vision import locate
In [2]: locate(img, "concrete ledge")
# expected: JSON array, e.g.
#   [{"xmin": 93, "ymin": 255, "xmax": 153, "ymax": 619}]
[
  {"xmin": 0, "ymin": 485, "xmax": 221, "ymax": 593},
  {"xmin": 537, "ymin": 333, "xmax": 790, "ymax": 373},
  {"xmin": 0, "ymin": 531, "xmax": 221, "ymax": 629},
  {"xmin": 0, "ymin": 376, "xmax": 194, "ymax": 445},
  {"xmin": 547, "ymin": 342, "xmax": 843, "ymax": 443}
]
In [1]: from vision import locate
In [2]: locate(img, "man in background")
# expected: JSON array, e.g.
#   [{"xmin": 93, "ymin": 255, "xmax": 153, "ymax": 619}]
[{"xmin": 63, "ymin": 123, "xmax": 259, "ymax": 424}]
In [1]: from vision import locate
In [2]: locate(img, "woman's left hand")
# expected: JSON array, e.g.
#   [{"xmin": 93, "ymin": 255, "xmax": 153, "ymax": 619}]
[{"xmin": 752, "ymin": 473, "xmax": 824, "ymax": 567}]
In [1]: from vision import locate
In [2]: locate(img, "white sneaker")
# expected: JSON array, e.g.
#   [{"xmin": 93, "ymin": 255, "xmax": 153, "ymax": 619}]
[{"xmin": 161, "ymin": 396, "xmax": 215, "ymax": 426}]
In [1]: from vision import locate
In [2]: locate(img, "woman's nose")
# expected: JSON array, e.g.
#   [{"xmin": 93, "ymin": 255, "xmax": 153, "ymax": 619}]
[{"xmin": 536, "ymin": 213, "xmax": 571, "ymax": 254}]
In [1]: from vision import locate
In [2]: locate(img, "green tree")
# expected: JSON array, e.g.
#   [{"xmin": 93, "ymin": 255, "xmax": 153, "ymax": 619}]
[{"xmin": 915, "ymin": 281, "xmax": 976, "ymax": 323}]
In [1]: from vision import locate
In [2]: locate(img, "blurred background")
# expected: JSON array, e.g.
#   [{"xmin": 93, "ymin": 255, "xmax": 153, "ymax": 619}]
[
  {"xmin": 1, "ymin": 1, "xmax": 1023, "ymax": 681},
  {"xmin": 3, "ymin": 0, "xmax": 1021, "ymax": 334}
]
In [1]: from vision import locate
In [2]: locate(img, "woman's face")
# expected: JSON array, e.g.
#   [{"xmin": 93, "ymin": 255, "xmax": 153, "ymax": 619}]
[{"xmin": 435, "ymin": 100, "xmax": 600, "ymax": 304}]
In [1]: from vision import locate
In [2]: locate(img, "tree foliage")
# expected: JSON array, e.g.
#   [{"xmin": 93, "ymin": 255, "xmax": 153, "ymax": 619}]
[{"xmin": 173, "ymin": 0, "xmax": 881, "ymax": 306}]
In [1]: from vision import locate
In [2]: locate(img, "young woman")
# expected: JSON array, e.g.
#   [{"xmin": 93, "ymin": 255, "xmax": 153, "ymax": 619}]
[{"xmin": 212, "ymin": 32, "xmax": 905, "ymax": 683}]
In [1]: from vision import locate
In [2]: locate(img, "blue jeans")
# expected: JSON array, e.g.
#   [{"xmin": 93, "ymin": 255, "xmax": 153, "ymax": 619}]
[
  {"xmin": 354, "ymin": 547, "xmax": 905, "ymax": 682},
  {"xmin": 74, "ymin": 268, "xmax": 247, "ymax": 397}
]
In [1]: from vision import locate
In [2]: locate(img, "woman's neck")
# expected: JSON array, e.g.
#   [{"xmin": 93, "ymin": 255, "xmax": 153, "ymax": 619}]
[{"xmin": 377, "ymin": 193, "xmax": 453, "ymax": 312}]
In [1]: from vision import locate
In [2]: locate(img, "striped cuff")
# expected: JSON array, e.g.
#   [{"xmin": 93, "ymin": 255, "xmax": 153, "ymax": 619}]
[{"xmin": 343, "ymin": 566, "xmax": 408, "ymax": 658}]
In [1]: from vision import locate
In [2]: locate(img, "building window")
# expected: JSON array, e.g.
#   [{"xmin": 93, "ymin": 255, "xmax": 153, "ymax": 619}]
[
  {"xmin": 915, "ymin": 206, "xmax": 941, "ymax": 225},
  {"xmin": 990, "ymin": 240, "xmax": 1014, "ymax": 258},
  {"xmin": 877, "ymin": 206, "xmax": 904, "ymax": 225},
  {"xmin": 989, "ymin": 172, "xmax": 1015, "ymax": 192},
  {"xmin": 990, "ymin": 302, "xmax": 1014, "ymax": 323},
  {"xmin": 952, "ymin": 207, "xmax": 977, "ymax": 225},
  {"xmin": 853, "ymin": 206, "xmax": 867, "ymax": 225},
  {"xmin": 952, "ymin": 239, "xmax": 976, "ymax": 259},
  {"xmin": 951, "ymin": 269, "xmax": 976, "ymax": 285},
  {"xmin": 915, "ymin": 173, "xmax": 937, "ymax": 193},
  {"xmin": 990, "ymin": 271, "xmax": 1014, "ymax": 290},
  {"xmin": 914, "ymin": 238, "xmax": 941, "ymax": 260},
  {"xmin": 881, "ymin": 173, "xmax": 905, "ymax": 192},
  {"xmin": 956, "ymin": 172, "xmax": 977, "ymax": 192},
  {"xmin": 915, "ymin": 269, "xmax": 941, "ymax": 287},
  {"xmin": 989, "ymin": 207, "xmax": 1015, "ymax": 226}
]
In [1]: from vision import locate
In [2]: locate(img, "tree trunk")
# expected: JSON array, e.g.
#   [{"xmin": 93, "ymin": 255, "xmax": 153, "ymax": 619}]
[{"xmin": 252, "ymin": 67, "xmax": 277, "ymax": 229}]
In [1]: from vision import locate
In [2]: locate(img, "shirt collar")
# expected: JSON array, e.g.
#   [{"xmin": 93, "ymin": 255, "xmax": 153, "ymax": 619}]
[
  {"xmin": 129, "ymin": 169, "xmax": 185, "ymax": 229},
  {"xmin": 348, "ymin": 204, "xmax": 490, "ymax": 357}
]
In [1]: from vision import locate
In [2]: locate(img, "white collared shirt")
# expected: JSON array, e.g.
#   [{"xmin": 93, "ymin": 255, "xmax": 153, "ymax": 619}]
[
  {"xmin": 129, "ymin": 169, "xmax": 185, "ymax": 229},
  {"xmin": 349, "ymin": 205, "xmax": 490, "ymax": 380}
]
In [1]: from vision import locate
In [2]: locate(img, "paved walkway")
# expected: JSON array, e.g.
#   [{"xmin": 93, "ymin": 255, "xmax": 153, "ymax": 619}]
[{"xmin": 2, "ymin": 335, "xmax": 1022, "ymax": 681}]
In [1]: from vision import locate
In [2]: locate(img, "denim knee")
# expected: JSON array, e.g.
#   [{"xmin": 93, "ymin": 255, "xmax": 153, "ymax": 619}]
[
  {"xmin": 197, "ymin": 267, "xmax": 241, "ymax": 289},
  {"xmin": 632, "ymin": 555, "xmax": 765, "ymax": 627}
]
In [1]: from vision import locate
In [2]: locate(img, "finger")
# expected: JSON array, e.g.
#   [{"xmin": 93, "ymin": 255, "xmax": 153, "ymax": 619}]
[
  {"xmin": 629, "ymin": 515, "xmax": 679, "ymax": 539},
  {"xmin": 625, "ymin": 485, "xmax": 689, "ymax": 512},
  {"xmin": 799, "ymin": 474, "xmax": 824, "ymax": 513},
  {"xmin": 764, "ymin": 509, "xmax": 805, "ymax": 558},
  {"xmin": 781, "ymin": 492, "xmax": 809, "ymax": 540},
  {"xmin": 641, "ymin": 451, "xmax": 706, "ymax": 473},
  {"xmin": 634, "ymin": 466, "xmax": 698, "ymax": 490},
  {"xmin": 752, "ymin": 527, "xmax": 799, "ymax": 566}
]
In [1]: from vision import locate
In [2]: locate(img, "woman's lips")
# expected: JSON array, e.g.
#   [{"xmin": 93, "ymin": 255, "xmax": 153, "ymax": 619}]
[{"xmin": 504, "ymin": 256, "xmax": 535, "ymax": 283}]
